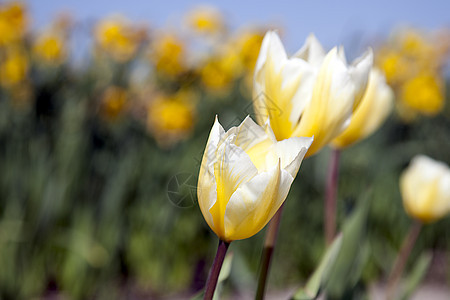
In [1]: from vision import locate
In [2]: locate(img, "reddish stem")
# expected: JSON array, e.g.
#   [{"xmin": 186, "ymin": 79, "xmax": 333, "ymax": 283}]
[
  {"xmin": 325, "ymin": 149, "xmax": 340, "ymax": 245},
  {"xmin": 255, "ymin": 204, "xmax": 285, "ymax": 300},
  {"xmin": 204, "ymin": 239, "xmax": 230, "ymax": 300},
  {"xmin": 386, "ymin": 221, "xmax": 422, "ymax": 300}
]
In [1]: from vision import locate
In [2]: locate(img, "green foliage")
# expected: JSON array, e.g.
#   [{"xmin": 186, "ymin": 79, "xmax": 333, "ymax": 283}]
[
  {"xmin": 292, "ymin": 234, "xmax": 343, "ymax": 300},
  {"xmin": 398, "ymin": 252, "xmax": 432, "ymax": 300}
]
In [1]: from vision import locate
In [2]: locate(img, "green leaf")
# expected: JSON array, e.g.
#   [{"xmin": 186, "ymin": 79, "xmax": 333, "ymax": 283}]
[
  {"xmin": 399, "ymin": 252, "xmax": 432, "ymax": 300},
  {"xmin": 325, "ymin": 190, "xmax": 371, "ymax": 298},
  {"xmin": 292, "ymin": 234, "xmax": 343, "ymax": 300}
]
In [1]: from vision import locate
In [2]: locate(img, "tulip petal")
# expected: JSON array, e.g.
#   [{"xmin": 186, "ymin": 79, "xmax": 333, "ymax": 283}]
[
  {"xmin": 274, "ymin": 136, "xmax": 313, "ymax": 177},
  {"xmin": 223, "ymin": 161, "xmax": 294, "ymax": 241},
  {"xmin": 209, "ymin": 138, "xmax": 258, "ymax": 239},
  {"xmin": 331, "ymin": 68, "xmax": 394, "ymax": 148},
  {"xmin": 253, "ymin": 32, "xmax": 291, "ymax": 138},
  {"xmin": 294, "ymin": 33, "xmax": 326, "ymax": 67},
  {"xmin": 255, "ymin": 31, "xmax": 287, "ymax": 75},
  {"xmin": 200, "ymin": 116, "xmax": 225, "ymax": 173},
  {"xmin": 282, "ymin": 59, "xmax": 316, "ymax": 129},
  {"xmin": 349, "ymin": 49, "xmax": 373, "ymax": 109},
  {"xmin": 293, "ymin": 48, "xmax": 357, "ymax": 156},
  {"xmin": 234, "ymin": 116, "xmax": 274, "ymax": 151},
  {"xmin": 253, "ymin": 33, "xmax": 315, "ymax": 141},
  {"xmin": 197, "ymin": 117, "xmax": 225, "ymax": 233},
  {"xmin": 234, "ymin": 116, "xmax": 275, "ymax": 171}
]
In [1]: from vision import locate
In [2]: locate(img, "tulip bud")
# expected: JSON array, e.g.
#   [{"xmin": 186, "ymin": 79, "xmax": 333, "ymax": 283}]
[
  {"xmin": 401, "ymin": 155, "xmax": 450, "ymax": 223},
  {"xmin": 197, "ymin": 116, "xmax": 312, "ymax": 241}
]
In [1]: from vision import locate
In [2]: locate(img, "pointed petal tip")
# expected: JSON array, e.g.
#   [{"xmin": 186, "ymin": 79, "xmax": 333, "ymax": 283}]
[{"xmin": 356, "ymin": 47, "xmax": 374, "ymax": 65}]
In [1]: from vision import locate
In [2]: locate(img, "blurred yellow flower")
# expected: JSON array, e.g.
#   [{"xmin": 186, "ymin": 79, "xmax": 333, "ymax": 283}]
[
  {"xmin": 0, "ymin": 1, "xmax": 27, "ymax": 46},
  {"xmin": 400, "ymin": 72, "xmax": 444, "ymax": 116},
  {"xmin": 186, "ymin": 6, "xmax": 224, "ymax": 36},
  {"xmin": 253, "ymin": 32, "xmax": 373, "ymax": 156},
  {"xmin": 0, "ymin": 47, "xmax": 28, "ymax": 87},
  {"xmin": 376, "ymin": 27, "xmax": 447, "ymax": 120},
  {"xmin": 147, "ymin": 90, "xmax": 196, "ymax": 146},
  {"xmin": 378, "ymin": 50, "xmax": 409, "ymax": 85},
  {"xmin": 236, "ymin": 30, "xmax": 265, "ymax": 72},
  {"xmin": 197, "ymin": 116, "xmax": 312, "ymax": 241},
  {"xmin": 95, "ymin": 16, "xmax": 140, "ymax": 62},
  {"xmin": 401, "ymin": 155, "xmax": 450, "ymax": 223},
  {"xmin": 200, "ymin": 45, "xmax": 243, "ymax": 93},
  {"xmin": 399, "ymin": 29, "xmax": 434, "ymax": 59},
  {"xmin": 332, "ymin": 68, "xmax": 394, "ymax": 149},
  {"xmin": 33, "ymin": 32, "xmax": 67, "ymax": 64},
  {"xmin": 100, "ymin": 86, "xmax": 128, "ymax": 120},
  {"xmin": 149, "ymin": 34, "xmax": 186, "ymax": 77}
]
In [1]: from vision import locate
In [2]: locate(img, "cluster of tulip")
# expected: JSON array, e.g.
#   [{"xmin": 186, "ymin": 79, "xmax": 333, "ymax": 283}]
[{"xmin": 197, "ymin": 31, "xmax": 450, "ymax": 299}]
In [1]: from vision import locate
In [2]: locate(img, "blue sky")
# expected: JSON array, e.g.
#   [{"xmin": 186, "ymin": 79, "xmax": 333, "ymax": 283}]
[{"xmin": 30, "ymin": 0, "xmax": 449, "ymax": 54}]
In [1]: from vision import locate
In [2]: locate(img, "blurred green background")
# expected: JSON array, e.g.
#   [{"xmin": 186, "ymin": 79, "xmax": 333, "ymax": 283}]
[{"xmin": 0, "ymin": 1, "xmax": 449, "ymax": 299}]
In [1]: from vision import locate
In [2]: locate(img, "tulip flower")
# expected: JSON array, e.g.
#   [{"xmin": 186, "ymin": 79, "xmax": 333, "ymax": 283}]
[
  {"xmin": 400, "ymin": 155, "xmax": 450, "ymax": 223},
  {"xmin": 387, "ymin": 155, "xmax": 450, "ymax": 299},
  {"xmin": 323, "ymin": 68, "xmax": 393, "ymax": 245},
  {"xmin": 197, "ymin": 116, "xmax": 312, "ymax": 242},
  {"xmin": 332, "ymin": 68, "xmax": 394, "ymax": 149},
  {"xmin": 252, "ymin": 31, "xmax": 372, "ymax": 299},
  {"xmin": 198, "ymin": 116, "xmax": 312, "ymax": 299},
  {"xmin": 253, "ymin": 31, "xmax": 373, "ymax": 156}
]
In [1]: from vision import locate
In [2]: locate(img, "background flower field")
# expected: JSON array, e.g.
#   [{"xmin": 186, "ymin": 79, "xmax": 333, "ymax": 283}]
[{"xmin": 0, "ymin": 1, "xmax": 449, "ymax": 299}]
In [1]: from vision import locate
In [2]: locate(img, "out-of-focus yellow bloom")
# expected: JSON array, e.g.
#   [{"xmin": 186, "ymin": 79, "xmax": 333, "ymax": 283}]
[
  {"xmin": 95, "ymin": 16, "xmax": 140, "ymax": 62},
  {"xmin": 186, "ymin": 6, "xmax": 224, "ymax": 36},
  {"xmin": 378, "ymin": 50, "xmax": 410, "ymax": 85},
  {"xmin": 0, "ymin": 48, "xmax": 28, "ymax": 87},
  {"xmin": 401, "ymin": 155, "xmax": 450, "ymax": 223},
  {"xmin": 198, "ymin": 116, "xmax": 312, "ymax": 241},
  {"xmin": 0, "ymin": 1, "xmax": 27, "ymax": 46},
  {"xmin": 147, "ymin": 90, "xmax": 196, "ymax": 146},
  {"xmin": 100, "ymin": 86, "xmax": 128, "ymax": 120},
  {"xmin": 236, "ymin": 30, "xmax": 265, "ymax": 72},
  {"xmin": 400, "ymin": 72, "xmax": 444, "ymax": 116},
  {"xmin": 376, "ymin": 27, "xmax": 447, "ymax": 120},
  {"xmin": 253, "ymin": 31, "xmax": 373, "ymax": 156},
  {"xmin": 399, "ymin": 29, "xmax": 434, "ymax": 59},
  {"xmin": 332, "ymin": 69, "xmax": 394, "ymax": 148},
  {"xmin": 149, "ymin": 34, "xmax": 186, "ymax": 77},
  {"xmin": 33, "ymin": 32, "xmax": 67, "ymax": 64},
  {"xmin": 200, "ymin": 47, "xmax": 242, "ymax": 92}
]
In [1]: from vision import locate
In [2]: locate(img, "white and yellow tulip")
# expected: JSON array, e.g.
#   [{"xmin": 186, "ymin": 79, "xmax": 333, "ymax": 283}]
[
  {"xmin": 253, "ymin": 31, "xmax": 373, "ymax": 156},
  {"xmin": 401, "ymin": 155, "xmax": 450, "ymax": 223},
  {"xmin": 197, "ymin": 116, "xmax": 313, "ymax": 241},
  {"xmin": 332, "ymin": 68, "xmax": 394, "ymax": 148}
]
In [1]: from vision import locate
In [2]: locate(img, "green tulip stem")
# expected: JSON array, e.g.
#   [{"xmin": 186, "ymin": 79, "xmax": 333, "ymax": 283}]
[
  {"xmin": 204, "ymin": 239, "xmax": 230, "ymax": 300},
  {"xmin": 386, "ymin": 220, "xmax": 422, "ymax": 300},
  {"xmin": 325, "ymin": 148, "xmax": 341, "ymax": 245},
  {"xmin": 255, "ymin": 204, "xmax": 285, "ymax": 300}
]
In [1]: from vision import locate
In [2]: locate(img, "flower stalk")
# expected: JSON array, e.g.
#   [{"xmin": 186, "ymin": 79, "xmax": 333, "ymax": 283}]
[
  {"xmin": 386, "ymin": 220, "xmax": 422, "ymax": 300},
  {"xmin": 204, "ymin": 240, "xmax": 230, "ymax": 300},
  {"xmin": 325, "ymin": 148, "xmax": 340, "ymax": 245},
  {"xmin": 255, "ymin": 204, "xmax": 284, "ymax": 300}
]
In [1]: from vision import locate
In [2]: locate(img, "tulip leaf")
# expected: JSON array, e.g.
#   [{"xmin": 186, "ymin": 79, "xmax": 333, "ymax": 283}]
[
  {"xmin": 325, "ymin": 190, "xmax": 371, "ymax": 298},
  {"xmin": 398, "ymin": 252, "xmax": 432, "ymax": 300},
  {"xmin": 292, "ymin": 234, "xmax": 343, "ymax": 300}
]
